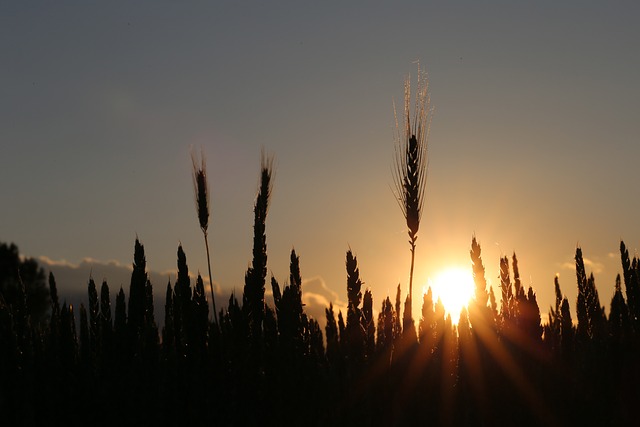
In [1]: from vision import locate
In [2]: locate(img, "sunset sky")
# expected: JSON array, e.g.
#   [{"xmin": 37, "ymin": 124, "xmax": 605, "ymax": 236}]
[{"xmin": 2, "ymin": 1, "xmax": 639, "ymax": 323}]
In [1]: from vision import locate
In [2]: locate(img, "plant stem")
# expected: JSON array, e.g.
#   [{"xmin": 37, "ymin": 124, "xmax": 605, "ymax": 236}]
[
  {"xmin": 408, "ymin": 241, "xmax": 415, "ymax": 319},
  {"xmin": 204, "ymin": 231, "xmax": 218, "ymax": 325}
]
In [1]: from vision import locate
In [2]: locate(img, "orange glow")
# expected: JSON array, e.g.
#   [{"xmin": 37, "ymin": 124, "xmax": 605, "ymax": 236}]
[{"xmin": 428, "ymin": 267, "xmax": 475, "ymax": 323}]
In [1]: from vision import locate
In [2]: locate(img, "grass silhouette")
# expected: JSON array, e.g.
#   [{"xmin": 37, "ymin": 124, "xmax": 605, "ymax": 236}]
[
  {"xmin": 191, "ymin": 147, "xmax": 218, "ymax": 325},
  {"xmin": 393, "ymin": 64, "xmax": 431, "ymax": 334}
]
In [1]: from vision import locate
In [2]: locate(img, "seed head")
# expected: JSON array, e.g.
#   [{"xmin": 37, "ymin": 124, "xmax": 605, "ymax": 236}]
[
  {"xmin": 392, "ymin": 64, "xmax": 432, "ymax": 246},
  {"xmin": 191, "ymin": 147, "xmax": 209, "ymax": 233}
]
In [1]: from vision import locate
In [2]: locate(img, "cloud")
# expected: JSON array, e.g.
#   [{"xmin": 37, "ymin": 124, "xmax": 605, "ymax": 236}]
[
  {"xmin": 584, "ymin": 258, "xmax": 605, "ymax": 274},
  {"xmin": 559, "ymin": 262, "xmax": 574, "ymax": 271},
  {"xmin": 303, "ymin": 276, "xmax": 343, "ymax": 307},
  {"xmin": 559, "ymin": 257, "xmax": 604, "ymax": 275},
  {"xmin": 301, "ymin": 276, "xmax": 347, "ymax": 330},
  {"xmin": 40, "ymin": 256, "xmax": 137, "ymax": 292}
]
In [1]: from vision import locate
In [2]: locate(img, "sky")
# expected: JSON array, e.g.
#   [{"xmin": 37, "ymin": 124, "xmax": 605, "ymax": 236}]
[{"xmin": 2, "ymin": 1, "xmax": 640, "ymax": 325}]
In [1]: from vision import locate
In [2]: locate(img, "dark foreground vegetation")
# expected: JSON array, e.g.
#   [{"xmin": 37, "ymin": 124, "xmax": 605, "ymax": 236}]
[{"xmin": 2, "ymin": 235, "xmax": 640, "ymax": 426}]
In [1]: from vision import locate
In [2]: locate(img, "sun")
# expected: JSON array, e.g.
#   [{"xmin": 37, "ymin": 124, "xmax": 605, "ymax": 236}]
[{"xmin": 428, "ymin": 267, "xmax": 476, "ymax": 323}]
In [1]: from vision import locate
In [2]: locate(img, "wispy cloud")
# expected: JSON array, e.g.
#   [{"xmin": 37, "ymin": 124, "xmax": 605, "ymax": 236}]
[
  {"xmin": 560, "ymin": 257, "xmax": 604, "ymax": 275},
  {"xmin": 302, "ymin": 276, "xmax": 347, "ymax": 326}
]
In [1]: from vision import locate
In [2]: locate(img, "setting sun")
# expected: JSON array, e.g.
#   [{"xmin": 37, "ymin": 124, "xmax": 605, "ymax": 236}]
[{"xmin": 428, "ymin": 267, "xmax": 476, "ymax": 323}]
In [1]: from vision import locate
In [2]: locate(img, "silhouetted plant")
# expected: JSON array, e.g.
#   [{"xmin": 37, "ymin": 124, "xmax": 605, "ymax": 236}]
[
  {"xmin": 560, "ymin": 297, "xmax": 574, "ymax": 361},
  {"xmin": 325, "ymin": 302, "xmax": 340, "ymax": 367},
  {"xmin": 545, "ymin": 275, "xmax": 564, "ymax": 354},
  {"xmin": 402, "ymin": 294, "xmax": 417, "ymax": 343},
  {"xmin": 522, "ymin": 286, "xmax": 543, "ymax": 342},
  {"xmin": 262, "ymin": 304, "xmax": 278, "ymax": 363},
  {"xmin": 219, "ymin": 292, "xmax": 246, "ymax": 366},
  {"xmin": 620, "ymin": 240, "xmax": 640, "ymax": 329},
  {"xmin": 392, "ymin": 66, "xmax": 431, "ymax": 323},
  {"xmin": 0, "ymin": 242, "xmax": 49, "ymax": 324},
  {"xmin": 278, "ymin": 249, "xmax": 305, "ymax": 358},
  {"xmin": 458, "ymin": 306, "xmax": 471, "ymax": 342},
  {"xmin": 127, "ymin": 239, "xmax": 148, "ymax": 355},
  {"xmin": 13, "ymin": 275, "xmax": 29, "ymax": 351},
  {"xmin": 59, "ymin": 302, "xmax": 77, "ymax": 371},
  {"xmin": 362, "ymin": 289, "xmax": 375, "ymax": 359},
  {"xmin": 79, "ymin": 303, "xmax": 90, "ymax": 368},
  {"xmin": 243, "ymin": 151, "xmax": 274, "ymax": 346},
  {"xmin": 271, "ymin": 276, "xmax": 282, "ymax": 309},
  {"xmin": 419, "ymin": 287, "xmax": 436, "ymax": 352},
  {"xmin": 192, "ymin": 274, "xmax": 209, "ymax": 360},
  {"xmin": 143, "ymin": 278, "xmax": 159, "ymax": 362},
  {"xmin": 469, "ymin": 236, "xmax": 493, "ymax": 335},
  {"xmin": 174, "ymin": 244, "xmax": 193, "ymax": 359},
  {"xmin": 0, "ymin": 293, "xmax": 18, "ymax": 382},
  {"xmin": 512, "ymin": 252, "xmax": 523, "ymax": 297},
  {"xmin": 49, "ymin": 272, "xmax": 59, "ymax": 319},
  {"xmin": 470, "ymin": 236, "xmax": 488, "ymax": 308},
  {"xmin": 338, "ymin": 310, "xmax": 346, "ymax": 352},
  {"xmin": 488, "ymin": 286, "xmax": 498, "ymax": 324},
  {"xmin": 161, "ymin": 282, "xmax": 175, "ymax": 360},
  {"xmin": 575, "ymin": 247, "xmax": 606, "ymax": 343},
  {"xmin": 87, "ymin": 278, "xmax": 99, "ymax": 363},
  {"xmin": 609, "ymin": 274, "xmax": 631, "ymax": 348},
  {"xmin": 191, "ymin": 147, "xmax": 217, "ymax": 325},
  {"xmin": 114, "ymin": 287, "xmax": 127, "ymax": 362},
  {"xmin": 499, "ymin": 256, "xmax": 514, "ymax": 328},
  {"xmin": 394, "ymin": 284, "xmax": 403, "ymax": 340},
  {"xmin": 47, "ymin": 272, "xmax": 60, "ymax": 363},
  {"xmin": 99, "ymin": 280, "xmax": 113, "ymax": 368},
  {"xmin": 307, "ymin": 317, "xmax": 325, "ymax": 362},
  {"xmin": 345, "ymin": 249, "xmax": 365, "ymax": 363},
  {"xmin": 434, "ymin": 298, "xmax": 447, "ymax": 348},
  {"xmin": 376, "ymin": 296, "xmax": 395, "ymax": 356}
]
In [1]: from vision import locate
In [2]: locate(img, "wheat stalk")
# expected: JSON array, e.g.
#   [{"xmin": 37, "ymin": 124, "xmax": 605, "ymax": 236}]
[
  {"xmin": 392, "ymin": 64, "xmax": 432, "ymax": 320},
  {"xmin": 243, "ymin": 148, "xmax": 275, "ymax": 339},
  {"xmin": 191, "ymin": 147, "xmax": 218, "ymax": 325}
]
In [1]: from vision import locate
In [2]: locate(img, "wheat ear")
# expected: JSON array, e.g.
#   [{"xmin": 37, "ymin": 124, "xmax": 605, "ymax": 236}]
[{"xmin": 191, "ymin": 147, "xmax": 218, "ymax": 325}]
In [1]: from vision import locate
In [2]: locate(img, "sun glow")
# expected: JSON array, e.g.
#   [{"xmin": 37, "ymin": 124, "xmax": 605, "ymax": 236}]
[{"xmin": 428, "ymin": 267, "xmax": 476, "ymax": 323}]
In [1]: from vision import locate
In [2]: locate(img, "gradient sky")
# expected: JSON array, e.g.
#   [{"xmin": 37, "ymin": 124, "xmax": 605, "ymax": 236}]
[{"xmin": 2, "ymin": 1, "xmax": 640, "ymax": 323}]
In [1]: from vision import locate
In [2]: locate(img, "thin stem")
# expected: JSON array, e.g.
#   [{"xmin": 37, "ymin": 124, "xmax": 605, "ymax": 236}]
[
  {"xmin": 204, "ymin": 231, "xmax": 218, "ymax": 325},
  {"xmin": 408, "ymin": 242, "xmax": 415, "ymax": 319}
]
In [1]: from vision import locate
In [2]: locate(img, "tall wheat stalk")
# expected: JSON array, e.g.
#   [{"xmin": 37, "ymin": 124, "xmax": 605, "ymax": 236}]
[
  {"xmin": 392, "ymin": 65, "xmax": 431, "ymax": 321},
  {"xmin": 191, "ymin": 148, "xmax": 218, "ymax": 325},
  {"xmin": 243, "ymin": 149, "xmax": 274, "ymax": 342}
]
